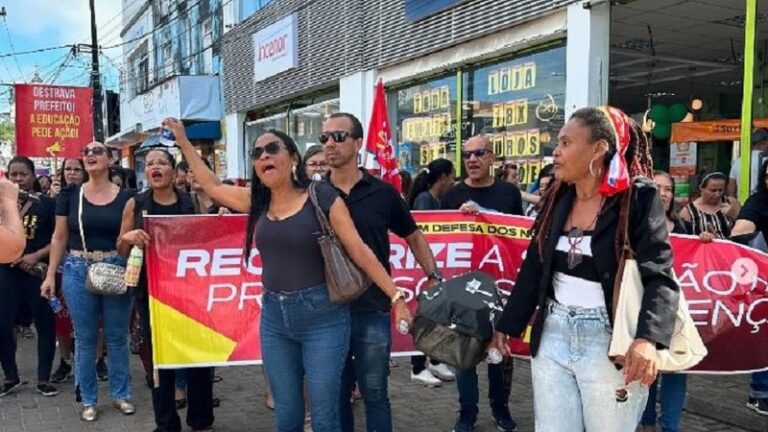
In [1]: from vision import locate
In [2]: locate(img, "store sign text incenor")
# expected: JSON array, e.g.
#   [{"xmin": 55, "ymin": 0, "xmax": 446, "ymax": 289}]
[
  {"xmin": 252, "ymin": 13, "xmax": 298, "ymax": 82},
  {"xmin": 145, "ymin": 212, "xmax": 768, "ymax": 373},
  {"xmin": 14, "ymin": 84, "xmax": 94, "ymax": 158}
]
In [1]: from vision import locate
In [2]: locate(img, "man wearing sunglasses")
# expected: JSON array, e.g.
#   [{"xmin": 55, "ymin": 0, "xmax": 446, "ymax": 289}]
[
  {"xmin": 321, "ymin": 112, "xmax": 440, "ymax": 432},
  {"xmin": 442, "ymin": 135, "xmax": 522, "ymax": 432}
]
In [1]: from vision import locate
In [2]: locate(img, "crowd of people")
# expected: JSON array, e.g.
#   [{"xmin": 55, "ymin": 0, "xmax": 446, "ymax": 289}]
[{"xmin": 0, "ymin": 107, "xmax": 767, "ymax": 432}]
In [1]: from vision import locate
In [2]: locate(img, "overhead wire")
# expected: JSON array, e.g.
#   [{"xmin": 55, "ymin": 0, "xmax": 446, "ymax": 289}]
[{"xmin": 2, "ymin": 16, "xmax": 24, "ymax": 80}]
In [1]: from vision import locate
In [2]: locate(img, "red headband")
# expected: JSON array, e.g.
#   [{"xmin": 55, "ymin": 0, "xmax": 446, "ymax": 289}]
[{"xmin": 599, "ymin": 106, "xmax": 631, "ymax": 196}]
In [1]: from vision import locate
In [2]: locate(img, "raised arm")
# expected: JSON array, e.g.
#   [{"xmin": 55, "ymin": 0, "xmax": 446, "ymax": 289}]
[{"xmin": 162, "ymin": 117, "xmax": 251, "ymax": 214}]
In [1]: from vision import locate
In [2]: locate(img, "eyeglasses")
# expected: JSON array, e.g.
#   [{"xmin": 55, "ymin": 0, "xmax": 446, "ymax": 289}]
[
  {"xmin": 566, "ymin": 227, "xmax": 584, "ymax": 269},
  {"xmin": 306, "ymin": 161, "xmax": 329, "ymax": 168},
  {"xmin": 64, "ymin": 167, "xmax": 83, "ymax": 172},
  {"xmin": 249, "ymin": 141, "xmax": 283, "ymax": 160},
  {"xmin": 461, "ymin": 149, "xmax": 490, "ymax": 159},
  {"xmin": 82, "ymin": 147, "xmax": 108, "ymax": 157},
  {"xmin": 319, "ymin": 131, "xmax": 353, "ymax": 144}
]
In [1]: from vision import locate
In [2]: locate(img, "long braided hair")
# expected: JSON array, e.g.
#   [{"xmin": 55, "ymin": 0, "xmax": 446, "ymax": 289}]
[{"xmin": 533, "ymin": 106, "xmax": 653, "ymax": 259}]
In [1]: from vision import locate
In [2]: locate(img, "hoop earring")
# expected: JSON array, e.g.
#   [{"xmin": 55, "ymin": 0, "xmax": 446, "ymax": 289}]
[
  {"xmin": 292, "ymin": 164, "xmax": 298, "ymax": 181},
  {"xmin": 589, "ymin": 157, "xmax": 603, "ymax": 178}
]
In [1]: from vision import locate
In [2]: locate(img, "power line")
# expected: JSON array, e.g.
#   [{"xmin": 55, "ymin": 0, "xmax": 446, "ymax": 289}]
[
  {"xmin": 0, "ymin": 45, "xmax": 71, "ymax": 59},
  {"xmin": 2, "ymin": 17, "xmax": 24, "ymax": 80}
]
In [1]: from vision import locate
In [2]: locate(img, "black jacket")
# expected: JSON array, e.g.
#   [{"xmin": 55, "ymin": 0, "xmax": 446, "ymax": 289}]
[{"xmin": 495, "ymin": 177, "xmax": 679, "ymax": 357}]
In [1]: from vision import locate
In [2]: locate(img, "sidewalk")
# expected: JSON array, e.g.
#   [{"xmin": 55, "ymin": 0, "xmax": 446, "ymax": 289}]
[{"xmin": 0, "ymin": 335, "xmax": 764, "ymax": 431}]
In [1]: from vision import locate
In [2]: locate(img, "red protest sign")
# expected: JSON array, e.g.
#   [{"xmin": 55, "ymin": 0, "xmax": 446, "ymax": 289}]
[
  {"xmin": 145, "ymin": 211, "xmax": 768, "ymax": 373},
  {"xmin": 14, "ymin": 84, "xmax": 94, "ymax": 158}
]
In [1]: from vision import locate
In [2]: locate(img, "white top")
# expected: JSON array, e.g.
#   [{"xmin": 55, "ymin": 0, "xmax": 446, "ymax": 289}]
[
  {"xmin": 730, "ymin": 150, "xmax": 765, "ymax": 195},
  {"xmin": 552, "ymin": 234, "xmax": 606, "ymax": 309}
]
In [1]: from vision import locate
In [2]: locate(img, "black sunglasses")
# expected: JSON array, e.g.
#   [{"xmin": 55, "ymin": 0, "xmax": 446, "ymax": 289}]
[
  {"xmin": 249, "ymin": 141, "xmax": 283, "ymax": 160},
  {"xmin": 82, "ymin": 147, "xmax": 107, "ymax": 157},
  {"xmin": 461, "ymin": 149, "xmax": 490, "ymax": 159},
  {"xmin": 319, "ymin": 131, "xmax": 354, "ymax": 145}
]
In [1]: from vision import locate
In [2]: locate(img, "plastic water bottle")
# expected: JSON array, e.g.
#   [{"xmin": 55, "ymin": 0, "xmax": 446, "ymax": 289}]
[
  {"xmin": 124, "ymin": 246, "xmax": 144, "ymax": 287},
  {"xmin": 398, "ymin": 320, "xmax": 410, "ymax": 335},
  {"xmin": 159, "ymin": 128, "xmax": 175, "ymax": 146},
  {"xmin": 486, "ymin": 347, "xmax": 503, "ymax": 364},
  {"xmin": 49, "ymin": 296, "xmax": 63, "ymax": 314}
]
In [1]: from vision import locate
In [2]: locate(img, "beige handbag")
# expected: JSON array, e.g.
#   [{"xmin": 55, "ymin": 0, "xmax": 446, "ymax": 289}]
[
  {"xmin": 608, "ymin": 191, "xmax": 707, "ymax": 372},
  {"xmin": 307, "ymin": 182, "xmax": 370, "ymax": 304}
]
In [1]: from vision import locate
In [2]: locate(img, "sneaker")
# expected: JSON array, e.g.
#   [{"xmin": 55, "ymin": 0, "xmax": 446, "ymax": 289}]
[
  {"xmin": 36, "ymin": 383, "xmax": 59, "ymax": 397},
  {"xmin": 50, "ymin": 359, "xmax": 72, "ymax": 383},
  {"xmin": 0, "ymin": 379, "xmax": 23, "ymax": 397},
  {"xmin": 97, "ymin": 357, "xmax": 108, "ymax": 381},
  {"xmin": 492, "ymin": 409, "xmax": 518, "ymax": 432},
  {"xmin": 411, "ymin": 369, "xmax": 441, "ymax": 387},
  {"xmin": 428, "ymin": 362, "xmax": 456, "ymax": 381},
  {"xmin": 452, "ymin": 412, "xmax": 477, "ymax": 432},
  {"xmin": 747, "ymin": 397, "xmax": 768, "ymax": 416},
  {"xmin": 80, "ymin": 405, "xmax": 98, "ymax": 422}
]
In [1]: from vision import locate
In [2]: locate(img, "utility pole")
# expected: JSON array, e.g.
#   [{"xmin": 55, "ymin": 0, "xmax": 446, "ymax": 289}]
[{"xmin": 88, "ymin": 0, "xmax": 104, "ymax": 142}]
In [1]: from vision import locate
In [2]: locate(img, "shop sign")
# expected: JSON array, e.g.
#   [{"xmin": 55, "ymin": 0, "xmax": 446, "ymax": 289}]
[
  {"xmin": 14, "ymin": 84, "xmax": 94, "ymax": 158},
  {"xmin": 670, "ymin": 142, "xmax": 698, "ymax": 199},
  {"xmin": 252, "ymin": 13, "xmax": 298, "ymax": 82},
  {"xmin": 671, "ymin": 119, "xmax": 768, "ymax": 143}
]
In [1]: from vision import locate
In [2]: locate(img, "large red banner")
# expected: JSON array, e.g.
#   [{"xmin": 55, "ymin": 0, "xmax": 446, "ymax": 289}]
[
  {"xmin": 145, "ymin": 212, "xmax": 768, "ymax": 373},
  {"xmin": 14, "ymin": 84, "xmax": 94, "ymax": 158}
]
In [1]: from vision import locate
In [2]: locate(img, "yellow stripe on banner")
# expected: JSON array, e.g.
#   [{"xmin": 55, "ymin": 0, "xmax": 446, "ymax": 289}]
[
  {"xmin": 149, "ymin": 297, "xmax": 238, "ymax": 366},
  {"xmin": 416, "ymin": 222, "xmax": 532, "ymax": 240},
  {"xmin": 523, "ymin": 325, "xmax": 532, "ymax": 344}
]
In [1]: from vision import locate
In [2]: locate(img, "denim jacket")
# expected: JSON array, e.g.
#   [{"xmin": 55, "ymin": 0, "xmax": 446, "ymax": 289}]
[{"xmin": 496, "ymin": 177, "xmax": 680, "ymax": 357}]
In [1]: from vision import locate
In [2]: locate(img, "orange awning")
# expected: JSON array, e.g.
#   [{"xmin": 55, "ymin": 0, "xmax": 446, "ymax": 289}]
[{"xmin": 671, "ymin": 119, "xmax": 768, "ymax": 143}]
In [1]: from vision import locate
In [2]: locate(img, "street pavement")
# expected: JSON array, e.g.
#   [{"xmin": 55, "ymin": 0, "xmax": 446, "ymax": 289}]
[{"xmin": 0, "ymin": 335, "xmax": 766, "ymax": 431}]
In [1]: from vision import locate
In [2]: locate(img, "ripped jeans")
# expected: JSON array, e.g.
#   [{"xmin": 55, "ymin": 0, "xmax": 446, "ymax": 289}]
[{"xmin": 530, "ymin": 300, "xmax": 648, "ymax": 432}]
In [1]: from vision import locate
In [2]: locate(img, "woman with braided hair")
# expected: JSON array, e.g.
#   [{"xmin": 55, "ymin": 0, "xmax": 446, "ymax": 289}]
[{"xmin": 493, "ymin": 106, "xmax": 680, "ymax": 431}]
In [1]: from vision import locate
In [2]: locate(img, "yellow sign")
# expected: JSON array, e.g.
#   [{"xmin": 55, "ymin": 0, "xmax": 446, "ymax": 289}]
[
  {"xmin": 419, "ymin": 141, "xmax": 448, "ymax": 165},
  {"xmin": 414, "ymin": 86, "xmax": 451, "ymax": 114},
  {"xmin": 490, "ymin": 129, "xmax": 541, "ymax": 158},
  {"xmin": 403, "ymin": 114, "xmax": 451, "ymax": 142},
  {"xmin": 46, "ymin": 141, "xmax": 64, "ymax": 156},
  {"xmin": 492, "ymin": 100, "xmax": 528, "ymax": 128},
  {"xmin": 488, "ymin": 62, "xmax": 536, "ymax": 96}
]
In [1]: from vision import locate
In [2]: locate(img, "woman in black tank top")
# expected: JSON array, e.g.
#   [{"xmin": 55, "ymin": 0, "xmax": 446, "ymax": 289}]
[{"xmin": 117, "ymin": 149, "xmax": 214, "ymax": 432}]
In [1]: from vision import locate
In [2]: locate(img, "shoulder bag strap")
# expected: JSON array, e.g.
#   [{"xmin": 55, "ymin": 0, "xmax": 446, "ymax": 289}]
[
  {"xmin": 78, "ymin": 186, "xmax": 88, "ymax": 255},
  {"xmin": 611, "ymin": 183, "xmax": 635, "ymax": 320},
  {"xmin": 18, "ymin": 198, "xmax": 33, "ymax": 219},
  {"xmin": 307, "ymin": 182, "xmax": 332, "ymax": 237}
]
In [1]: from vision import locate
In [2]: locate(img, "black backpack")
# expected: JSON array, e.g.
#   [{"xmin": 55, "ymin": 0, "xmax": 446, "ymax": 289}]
[{"xmin": 412, "ymin": 271, "xmax": 502, "ymax": 371}]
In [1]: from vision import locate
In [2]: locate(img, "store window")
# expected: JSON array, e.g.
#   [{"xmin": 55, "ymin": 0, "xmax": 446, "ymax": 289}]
[
  {"xmin": 393, "ymin": 75, "xmax": 457, "ymax": 174},
  {"xmin": 290, "ymin": 99, "xmax": 340, "ymax": 153},
  {"xmin": 463, "ymin": 45, "xmax": 566, "ymax": 187},
  {"xmin": 246, "ymin": 113, "xmax": 287, "ymax": 149}
]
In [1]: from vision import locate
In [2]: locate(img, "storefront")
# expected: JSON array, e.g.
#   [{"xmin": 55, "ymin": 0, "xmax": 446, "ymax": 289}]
[{"xmin": 390, "ymin": 44, "xmax": 566, "ymax": 187}]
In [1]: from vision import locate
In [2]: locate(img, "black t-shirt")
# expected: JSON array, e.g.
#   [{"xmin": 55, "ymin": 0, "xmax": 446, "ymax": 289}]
[
  {"xmin": 737, "ymin": 191, "xmax": 768, "ymax": 242},
  {"xmin": 256, "ymin": 182, "xmax": 338, "ymax": 293},
  {"xmin": 326, "ymin": 170, "xmax": 418, "ymax": 312},
  {"xmin": 20, "ymin": 195, "xmax": 56, "ymax": 257},
  {"xmin": 441, "ymin": 179, "xmax": 524, "ymax": 215},
  {"xmin": 56, "ymin": 185, "xmax": 135, "ymax": 251}
]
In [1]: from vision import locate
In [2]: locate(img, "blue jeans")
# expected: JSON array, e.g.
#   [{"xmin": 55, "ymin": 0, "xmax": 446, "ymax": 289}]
[
  {"xmin": 340, "ymin": 311, "xmax": 393, "ymax": 432},
  {"xmin": 455, "ymin": 358, "xmax": 513, "ymax": 420},
  {"xmin": 261, "ymin": 284, "xmax": 350, "ymax": 432},
  {"xmin": 640, "ymin": 373, "xmax": 687, "ymax": 432},
  {"xmin": 530, "ymin": 301, "xmax": 648, "ymax": 432},
  {"xmin": 62, "ymin": 254, "xmax": 133, "ymax": 406},
  {"xmin": 751, "ymin": 371, "xmax": 768, "ymax": 399}
]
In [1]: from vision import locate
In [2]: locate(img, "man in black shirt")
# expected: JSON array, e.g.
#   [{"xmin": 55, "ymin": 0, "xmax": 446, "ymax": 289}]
[
  {"xmin": 322, "ymin": 113, "xmax": 440, "ymax": 432},
  {"xmin": 442, "ymin": 135, "xmax": 520, "ymax": 432}
]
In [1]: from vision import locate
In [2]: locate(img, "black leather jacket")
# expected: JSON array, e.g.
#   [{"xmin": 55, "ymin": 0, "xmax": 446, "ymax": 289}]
[{"xmin": 496, "ymin": 177, "xmax": 679, "ymax": 357}]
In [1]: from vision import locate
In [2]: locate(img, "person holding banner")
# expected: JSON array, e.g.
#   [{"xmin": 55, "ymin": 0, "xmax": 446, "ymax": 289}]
[
  {"xmin": 0, "ymin": 176, "xmax": 24, "ymax": 263},
  {"xmin": 442, "ymin": 135, "xmax": 522, "ymax": 432},
  {"xmin": 680, "ymin": 172, "xmax": 740, "ymax": 239},
  {"xmin": 321, "ymin": 113, "xmax": 438, "ymax": 432},
  {"xmin": 164, "ymin": 117, "xmax": 413, "ymax": 432},
  {"xmin": 731, "ymin": 159, "xmax": 768, "ymax": 417},
  {"xmin": 40, "ymin": 142, "xmax": 136, "ymax": 422},
  {"xmin": 494, "ymin": 106, "xmax": 679, "ymax": 432},
  {"xmin": 117, "ymin": 148, "xmax": 214, "ymax": 432}
]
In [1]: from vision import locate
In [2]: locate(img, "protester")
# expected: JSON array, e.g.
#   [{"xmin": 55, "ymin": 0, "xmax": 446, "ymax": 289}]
[
  {"xmin": 40, "ymin": 142, "xmax": 136, "ymax": 422},
  {"xmin": 118, "ymin": 148, "xmax": 214, "ymax": 432},
  {"xmin": 304, "ymin": 145, "xmax": 329, "ymax": 180},
  {"xmin": 494, "ymin": 106, "xmax": 679, "ymax": 432},
  {"xmin": 640, "ymin": 171, "xmax": 712, "ymax": 432},
  {"xmin": 319, "ymin": 112, "xmax": 438, "ymax": 432},
  {"xmin": 0, "ymin": 157, "xmax": 57, "ymax": 398},
  {"xmin": 730, "ymin": 159, "xmax": 768, "ymax": 417},
  {"xmin": 110, "ymin": 166, "xmax": 126, "ymax": 189},
  {"xmin": 399, "ymin": 170, "xmax": 412, "ymax": 198},
  {"xmin": 38, "ymin": 175, "xmax": 52, "ymax": 196},
  {"xmin": 405, "ymin": 158, "xmax": 456, "ymax": 387},
  {"xmin": 728, "ymin": 128, "xmax": 768, "ymax": 198},
  {"xmin": 187, "ymin": 159, "xmax": 219, "ymax": 214},
  {"xmin": 49, "ymin": 159, "xmax": 87, "ymax": 199},
  {"xmin": 165, "ymin": 116, "xmax": 411, "ymax": 432},
  {"xmin": 680, "ymin": 172, "xmax": 740, "ymax": 239},
  {"xmin": 0, "ymin": 177, "xmax": 24, "ymax": 263},
  {"xmin": 525, "ymin": 163, "xmax": 554, "ymax": 218},
  {"xmin": 498, "ymin": 162, "xmax": 519, "ymax": 186},
  {"xmin": 175, "ymin": 161, "xmax": 190, "ymax": 192},
  {"xmin": 441, "ymin": 135, "xmax": 521, "ymax": 432}
]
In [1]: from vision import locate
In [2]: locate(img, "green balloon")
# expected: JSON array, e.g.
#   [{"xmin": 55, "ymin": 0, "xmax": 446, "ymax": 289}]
[
  {"xmin": 653, "ymin": 122, "xmax": 671, "ymax": 140},
  {"xmin": 648, "ymin": 104, "xmax": 670, "ymax": 123},
  {"xmin": 669, "ymin": 103, "xmax": 688, "ymax": 122}
]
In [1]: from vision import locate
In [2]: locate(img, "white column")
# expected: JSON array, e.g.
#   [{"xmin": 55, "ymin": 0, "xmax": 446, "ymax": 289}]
[
  {"xmin": 565, "ymin": 1, "xmax": 610, "ymax": 118},
  {"xmin": 225, "ymin": 112, "xmax": 246, "ymax": 179},
  {"xmin": 339, "ymin": 70, "xmax": 377, "ymax": 143}
]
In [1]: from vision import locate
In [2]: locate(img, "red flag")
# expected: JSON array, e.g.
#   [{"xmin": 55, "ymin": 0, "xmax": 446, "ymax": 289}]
[{"xmin": 366, "ymin": 79, "xmax": 401, "ymax": 192}]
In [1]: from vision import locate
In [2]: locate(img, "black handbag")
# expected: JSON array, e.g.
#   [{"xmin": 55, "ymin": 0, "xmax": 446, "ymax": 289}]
[{"xmin": 412, "ymin": 271, "xmax": 502, "ymax": 370}]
